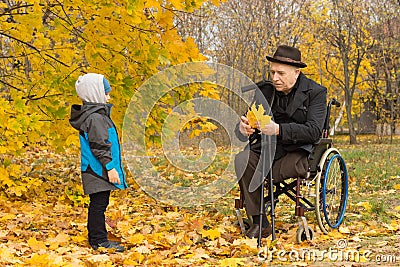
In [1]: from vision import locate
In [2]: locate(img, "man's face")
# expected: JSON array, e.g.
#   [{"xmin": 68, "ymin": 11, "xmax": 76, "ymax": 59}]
[{"xmin": 270, "ymin": 62, "xmax": 300, "ymax": 94}]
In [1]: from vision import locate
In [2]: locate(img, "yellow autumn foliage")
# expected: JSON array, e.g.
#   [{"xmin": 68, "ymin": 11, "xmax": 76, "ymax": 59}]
[{"xmin": 0, "ymin": 0, "xmax": 225, "ymax": 197}]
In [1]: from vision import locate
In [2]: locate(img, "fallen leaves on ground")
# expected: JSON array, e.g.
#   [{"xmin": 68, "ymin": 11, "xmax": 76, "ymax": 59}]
[{"xmin": 0, "ymin": 146, "xmax": 399, "ymax": 266}]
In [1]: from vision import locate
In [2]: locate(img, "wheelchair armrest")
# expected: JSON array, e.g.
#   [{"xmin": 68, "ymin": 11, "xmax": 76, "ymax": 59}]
[
  {"xmin": 314, "ymin": 138, "xmax": 332, "ymax": 146},
  {"xmin": 308, "ymin": 138, "xmax": 333, "ymax": 173}
]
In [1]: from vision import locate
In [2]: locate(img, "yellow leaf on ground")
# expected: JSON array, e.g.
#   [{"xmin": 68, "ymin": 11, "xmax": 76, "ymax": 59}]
[
  {"xmin": 0, "ymin": 214, "xmax": 15, "ymax": 222},
  {"xmin": 219, "ymin": 257, "xmax": 246, "ymax": 267},
  {"xmin": 192, "ymin": 247, "xmax": 210, "ymax": 259},
  {"xmin": 359, "ymin": 253, "xmax": 371, "ymax": 263},
  {"xmin": 383, "ymin": 221, "xmax": 400, "ymax": 231},
  {"xmin": 0, "ymin": 167, "xmax": 9, "ymax": 179},
  {"xmin": 87, "ymin": 254, "xmax": 110, "ymax": 263},
  {"xmin": 26, "ymin": 254, "xmax": 50, "ymax": 265},
  {"xmin": 0, "ymin": 230, "xmax": 8, "ymax": 238},
  {"xmin": 375, "ymin": 241, "xmax": 388, "ymax": 247},
  {"xmin": 363, "ymin": 229, "xmax": 379, "ymax": 237},
  {"xmin": 54, "ymin": 233, "xmax": 70, "ymax": 244},
  {"xmin": 393, "ymin": 184, "xmax": 400, "ymax": 190},
  {"xmin": 27, "ymin": 237, "xmax": 47, "ymax": 251},
  {"xmin": 328, "ymin": 230, "xmax": 345, "ymax": 239},
  {"xmin": 47, "ymin": 233, "xmax": 70, "ymax": 250},
  {"xmin": 0, "ymin": 247, "xmax": 12, "ymax": 261},
  {"xmin": 339, "ymin": 226, "xmax": 351, "ymax": 234},
  {"xmin": 232, "ymin": 237, "xmax": 258, "ymax": 248},
  {"xmin": 350, "ymin": 236, "xmax": 362, "ymax": 242},
  {"xmin": 135, "ymin": 245, "xmax": 151, "ymax": 254},
  {"xmin": 201, "ymin": 229, "xmax": 221, "ymax": 240},
  {"xmin": 356, "ymin": 201, "xmax": 372, "ymax": 212},
  {"xmin": 128, "ymin": 233, "xmax": 145, "ymax": 244},
  {"xmin": 395, "ymin": 206, "xmax": 400, "ymax": 211},
  {"xmin": 123, "ymin": 252, "xmax": 145, "ymax": 265},
  {"xmin": 71, "ymin": 235, "xmax": 87, "ymax": 243}
]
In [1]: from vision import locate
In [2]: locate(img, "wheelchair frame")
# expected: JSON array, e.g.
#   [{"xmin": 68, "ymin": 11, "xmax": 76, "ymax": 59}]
[{"xmin": 234, "ymin": 98, "xmax": 349, "ymax": 242}]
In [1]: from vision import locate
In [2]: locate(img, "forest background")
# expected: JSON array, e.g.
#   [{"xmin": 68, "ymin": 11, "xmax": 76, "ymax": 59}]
[{"xmin": 0, "ymin": 0, "xmax": 399, "ymax": 266}]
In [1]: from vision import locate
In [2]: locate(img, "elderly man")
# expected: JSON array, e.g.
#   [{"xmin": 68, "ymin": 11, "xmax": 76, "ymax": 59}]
[{"xmin": 235, "ymin": 45, "xmax": 327, "ymax": 238}]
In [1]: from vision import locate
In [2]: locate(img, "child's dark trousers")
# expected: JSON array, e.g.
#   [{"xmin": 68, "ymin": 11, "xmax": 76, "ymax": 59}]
[{"xmin": 88, "ymin": 190, "xmax": 111, "ymax": 246}]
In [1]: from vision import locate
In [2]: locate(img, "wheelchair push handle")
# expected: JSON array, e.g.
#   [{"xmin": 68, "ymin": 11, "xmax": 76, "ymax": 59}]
[
  {"xmin": 323, "ymin": 98, "xmax": 341, "ymax": 138},
  {"xmin": 330, "ymin": 98, "xmax": 341, "ymax": 108}
]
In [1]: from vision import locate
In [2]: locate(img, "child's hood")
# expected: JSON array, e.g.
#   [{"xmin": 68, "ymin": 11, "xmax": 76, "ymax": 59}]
[
  {"xmin": 75, "ymin": 73, "xmax": 106, "ymax": 104},
  {"xmin": 69, "ymin": 103, "xmax": 110, "ymax": 131}
]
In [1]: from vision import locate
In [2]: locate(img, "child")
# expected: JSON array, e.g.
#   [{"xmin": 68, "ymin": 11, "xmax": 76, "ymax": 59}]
[{"xmin": 69, "ymin": 73, "xmax": 128, "ymax": 252}]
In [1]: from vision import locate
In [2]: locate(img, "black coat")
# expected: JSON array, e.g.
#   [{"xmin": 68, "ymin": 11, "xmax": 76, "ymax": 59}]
[{"xmin": 236, "ymin": 73, "xmax": 327, "ymax": 160}]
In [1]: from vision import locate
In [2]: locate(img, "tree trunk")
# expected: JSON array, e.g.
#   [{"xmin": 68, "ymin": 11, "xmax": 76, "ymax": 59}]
[
  {"xmin": 345, "ymin": 91, "xmax": 357, "ymax": 144},
  {"xmin": 330, "ymin": 100, "xmax": 345, "ymax": 136}
]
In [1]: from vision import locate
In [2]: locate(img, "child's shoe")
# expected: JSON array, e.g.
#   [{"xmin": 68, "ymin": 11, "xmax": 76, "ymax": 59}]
[{"xmin": 91, "ymin": 240, "xmax": 125, "ymax": 252}]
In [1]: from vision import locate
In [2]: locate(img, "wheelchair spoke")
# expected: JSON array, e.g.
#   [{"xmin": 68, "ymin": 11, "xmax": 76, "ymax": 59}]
[{"xmin": 325, "ymin": 159, "xmax": 342, "ymax": 223}]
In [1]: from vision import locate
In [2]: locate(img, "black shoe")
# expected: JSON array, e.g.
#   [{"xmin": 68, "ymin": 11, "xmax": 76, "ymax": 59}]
[
  {"xmin": 91, "ymin": 240, "xmax": 125, "ymax": 252},
  {"xmin": 245, "ymin": 224, "xmax": 272, "ymax": 239},
  {"xmin": 89, "ymin": 240, "xmax": 121, "ymax": 246}
]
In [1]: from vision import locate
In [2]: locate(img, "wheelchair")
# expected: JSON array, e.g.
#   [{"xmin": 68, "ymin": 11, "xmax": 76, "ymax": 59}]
[{"xmin": 234, "ymin": 98, "xmax": 349, "ymax": 243}]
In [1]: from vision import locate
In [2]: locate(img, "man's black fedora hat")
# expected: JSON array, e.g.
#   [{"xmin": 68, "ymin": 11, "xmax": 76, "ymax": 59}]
[{"xmin": 266, "ymin": 45, "xmax": 307, "ymax": 68}]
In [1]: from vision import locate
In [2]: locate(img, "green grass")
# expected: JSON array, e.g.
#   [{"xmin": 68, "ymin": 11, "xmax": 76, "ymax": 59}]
[
  {"xmin": 336, "ymin": 137, "xmax": 400, "ymax": 193},
  {"xmin": 333, "ymin": 135, "xmax": 400, "ymax": 224}
]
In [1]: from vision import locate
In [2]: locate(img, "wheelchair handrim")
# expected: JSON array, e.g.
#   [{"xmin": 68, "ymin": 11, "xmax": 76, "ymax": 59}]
[{"xmin": 322, "ymin": 153, "xmax": 349, "ymax": 228}]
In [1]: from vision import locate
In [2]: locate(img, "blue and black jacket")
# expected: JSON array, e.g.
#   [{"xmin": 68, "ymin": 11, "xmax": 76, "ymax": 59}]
[{"xmin": 70, "ymin": 102, "xmax": 127, "ymax": 194}]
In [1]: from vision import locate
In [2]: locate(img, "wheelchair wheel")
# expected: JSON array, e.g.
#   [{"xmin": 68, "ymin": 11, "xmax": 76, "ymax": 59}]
[
  {"xmin": 296, "ymin": 225, "xmax": 314, "ymax": 243},
  {"xmin": 234, "ymin": 217, "xmax": 252, "ymax": 233},
  {"xmin": 243, "ymin": 218, "xmax": 252, "ymax": 231},
  {"xmin": 315, "ymin": 148, "xmax": 349, "ymax": 234}
]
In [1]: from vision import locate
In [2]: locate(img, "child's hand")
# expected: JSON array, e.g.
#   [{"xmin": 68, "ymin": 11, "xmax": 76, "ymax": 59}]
[{"xmin": 107, "ymin": 168, "xmax": 121, "ymax": 184}]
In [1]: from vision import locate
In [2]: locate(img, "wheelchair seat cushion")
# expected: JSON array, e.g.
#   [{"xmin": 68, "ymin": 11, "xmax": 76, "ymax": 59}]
[{"xmin": 272, "ymin": 150, "xmax": 309, "ymax": 184}]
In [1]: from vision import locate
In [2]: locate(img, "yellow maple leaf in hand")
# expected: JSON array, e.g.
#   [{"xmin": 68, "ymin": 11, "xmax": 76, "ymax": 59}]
[{"xmin": 246, "ymin": 103, "xmax": 271, "ymax": 128}]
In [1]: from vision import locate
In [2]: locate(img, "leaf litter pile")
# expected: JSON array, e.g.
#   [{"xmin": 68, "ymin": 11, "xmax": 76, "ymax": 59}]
[{"xmin": 0, "ymin": 146, "xmax": 399, "ymax": 266}]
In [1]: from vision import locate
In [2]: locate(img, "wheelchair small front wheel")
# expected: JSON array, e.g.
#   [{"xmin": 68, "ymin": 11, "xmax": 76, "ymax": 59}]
[
  {"xmin": 243, "ymin": 218, "xmax": 252, "ymax": 231},
  {"xmin": 234, "ymin": 217, "xmax": 252, "ymax": 231},
  {"xmin": 296, "ymin": 225, "xmax": 314, "ymax": 243}
]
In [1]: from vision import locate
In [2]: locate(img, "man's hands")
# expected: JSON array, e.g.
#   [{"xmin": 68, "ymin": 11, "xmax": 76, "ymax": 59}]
[
  {"xmin": 240, "ymin": 115, "xmax": 279, "ymax": 136},
  {"xmin": 108, "ymin": 168, "xmax": 121, "ymax": 184},
  {"xmin": 259, "ymin": 120, "xmax": 280, "ymax": 136},
  {"xmin": 239, "ymin": 116, "xmax": 255, "ymax": 136}
]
